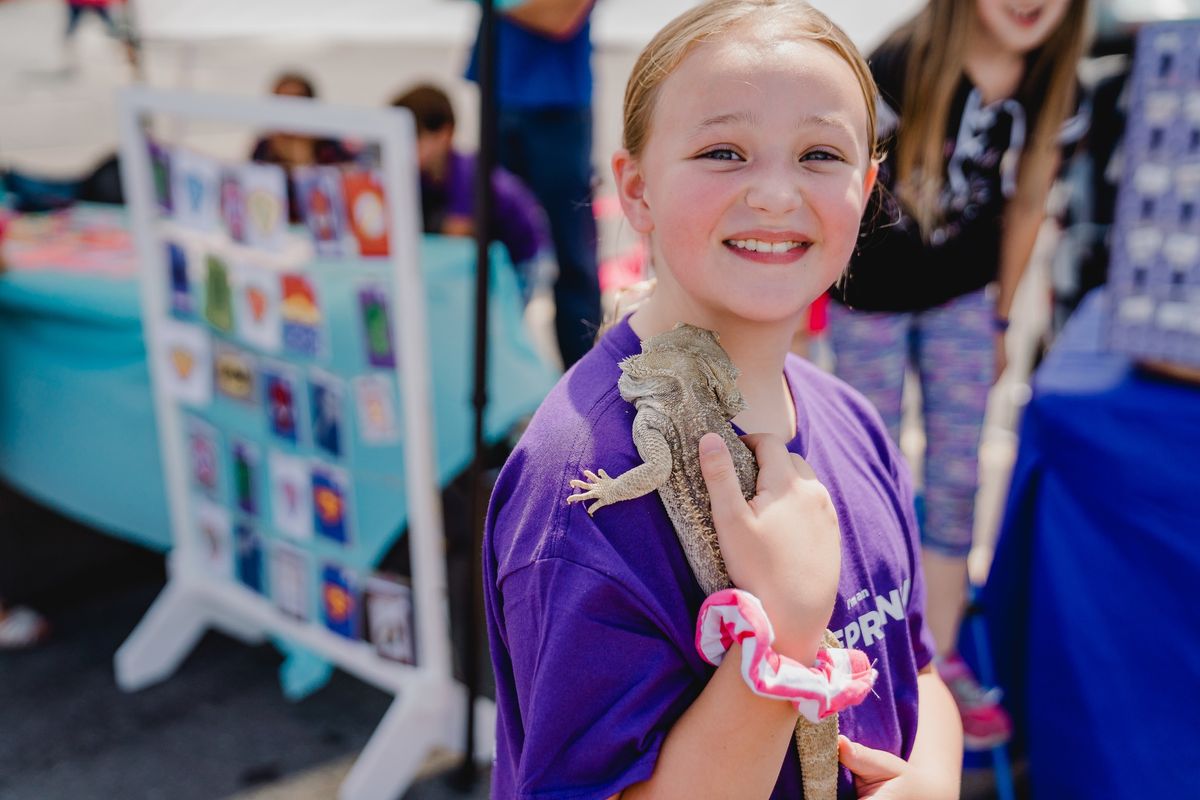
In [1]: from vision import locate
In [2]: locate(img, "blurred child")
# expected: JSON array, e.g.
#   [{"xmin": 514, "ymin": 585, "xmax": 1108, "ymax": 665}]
[
  {"xmin": 483, "ymin": 2, "xmax": 962, "ymax": 797},
  {"xmin": 828, "ymin": 0, "xmax": 1088, "ymax": 750},
  {"xmin": 391, "ymin": 84, "xmax": 552, "ymax": 300}
]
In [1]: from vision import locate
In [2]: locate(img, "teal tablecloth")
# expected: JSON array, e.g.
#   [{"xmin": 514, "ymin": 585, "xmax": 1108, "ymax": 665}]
[{"xmin": 0, "ymin": 234, "xmax": 557, "ymax": 560}]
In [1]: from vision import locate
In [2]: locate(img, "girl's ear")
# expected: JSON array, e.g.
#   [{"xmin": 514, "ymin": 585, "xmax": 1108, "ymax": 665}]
[{"xmin": 612, "ymin": 148, "xmax": 654, "ymax": 234}]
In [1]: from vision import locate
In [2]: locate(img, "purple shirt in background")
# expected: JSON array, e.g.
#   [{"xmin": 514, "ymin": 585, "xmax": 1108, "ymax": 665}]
[
  {"xmin": 484, "ymin": 317, "xmax": 936, "ymax": 799},
  {"xmin": 421, "ymin": 150, "xmax": 548, "ymax": 266}
]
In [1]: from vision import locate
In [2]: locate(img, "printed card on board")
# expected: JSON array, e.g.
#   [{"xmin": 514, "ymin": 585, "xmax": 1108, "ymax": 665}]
[
  {"xmin": 232, "ymin": 263, "xmax": 283, "ymax": 354},
  {"xmin": 167, "ymin": 241, "xmax": 192, "ymax": 317},
  {"xmin": 204, "ymin": 253, "xmax": 235, "ymax": 334},
  {"xmin": 231, "ymin": 438, "xmax": 260, "ymax": 516},
  {"xmin": 159, "ymin": 319, "xmax": 213, "ymax": 406},
  {"xmin": 342, "ymin": 169, "xmax": 389, "ymax": 256},
  {"xmin": 186, "ymin": 417, "xmax": 221, "ymax": 499},
  {"xmin": 353, "ymin": 374, "xmax": 401, "ymax": 445},
  {"xmin": 170, "ymin": 147, "xmax": 220, "ymax": 232},
  {"xmin": 214, "ymin": 343, "xmax": 257, "ymax": 404},
  {"xmin": 321, "ymin": 562, "xmax": 358, "ymax": 640},
  {"xmin": 309, "ymin": 370, "xmax": 344, "ymax": 459},
  {"xmin": 357, "ymin": 283, "xmax": 395, "ymax": 368},
  {"xmin": 234, "ymin": 520, "xmax": 264, "ymax": 594},
  {"xmin": 295, "ymin": 165, "xmax": 348, "ymax": 256},
  {"xmin": 269, "ymin": 450, "xmax": 312, "ymax": 541},
  {"xmin": 364, "ymin": 575, "xmax": 416, "ymax": 664},
  {"xmin": 280, "ymin": 273, "xmax": 323, "ymax": 358},
  {"xmin": 262, "ymin": 361, "xmax": 301, "ymax": 444},
  {"xmin": 241, "ymin": 161, "xmax": 288, "ymax": 252},
  {"xmin": 311, "ymin": 464, "xmax": 352, "ymax": 546},
  {"xmin": 271, "ymin": 542, "xmax": 311, "ymax": 621},
  {"xmin": 219, "ymin": 169, "xmax": 247, "ymax": 244},
  {"xmin": 193, "ymin": 496, "xmax": 233, "ymax": 580}
]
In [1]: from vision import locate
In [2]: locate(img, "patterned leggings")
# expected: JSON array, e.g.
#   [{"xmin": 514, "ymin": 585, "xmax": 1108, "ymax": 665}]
[{"xmin": 827, "ymin": 289, "xmax": 993, "ymax": 557}]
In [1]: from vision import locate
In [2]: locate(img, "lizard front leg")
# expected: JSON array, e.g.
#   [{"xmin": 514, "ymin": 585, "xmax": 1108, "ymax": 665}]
[{"xmin": 567, "ymin": 414, "xmax": 673, "ymax": 515}]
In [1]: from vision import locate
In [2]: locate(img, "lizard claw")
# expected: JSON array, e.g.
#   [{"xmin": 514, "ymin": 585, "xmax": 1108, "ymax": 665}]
[{"xmin": 567, "ymin": 467, "xmax": 619, "ymax": 516}]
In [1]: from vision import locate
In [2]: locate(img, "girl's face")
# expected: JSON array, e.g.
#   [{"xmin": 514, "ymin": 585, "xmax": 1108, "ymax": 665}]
[
  {"xmin": 974, "ymin": 0, "xmax": 1071, "ymax": 55},
  {"xmin": 615, "ymin": 26, "xmax": 876, "ymax": 328}
]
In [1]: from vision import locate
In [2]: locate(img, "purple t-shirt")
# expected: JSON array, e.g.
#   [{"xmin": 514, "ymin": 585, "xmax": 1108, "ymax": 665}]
[
  {"xmin": 484, "ymin": 317, "xmax": 935, "ymax": 799},
  {"xmin": 422, "ymin": 150, "xmax": 548, "ymax": 266}
]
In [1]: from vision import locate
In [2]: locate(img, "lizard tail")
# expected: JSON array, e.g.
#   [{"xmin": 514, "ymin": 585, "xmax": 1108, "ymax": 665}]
[{"xmin": 795, "ymin": 712, "xmax": 840, "ymax": 800}]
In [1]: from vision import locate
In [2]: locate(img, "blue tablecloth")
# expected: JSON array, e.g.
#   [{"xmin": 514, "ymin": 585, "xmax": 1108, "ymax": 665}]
[
  {"xmin": 0, "ymin": 233, "xmax": 558, "ymax": 559},
  {"xmin": 983, "ymin": 289, "xmax": 1200, "ymax": 798}
]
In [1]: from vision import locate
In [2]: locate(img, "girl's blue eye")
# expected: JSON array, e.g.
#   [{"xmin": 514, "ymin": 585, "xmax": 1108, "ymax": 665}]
[
  {"xmin": 801, "ymin": 150, "xmax": 842, "ymax": 163},
  {"xmin": 700, "ymin": 148, "xmax": 742, "ymax": 161}
]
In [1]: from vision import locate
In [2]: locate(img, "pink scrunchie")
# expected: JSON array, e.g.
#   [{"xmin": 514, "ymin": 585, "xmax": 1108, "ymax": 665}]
[{"xmin": 696, "ymin": 588, "xmax": 877, "ymax": 723}]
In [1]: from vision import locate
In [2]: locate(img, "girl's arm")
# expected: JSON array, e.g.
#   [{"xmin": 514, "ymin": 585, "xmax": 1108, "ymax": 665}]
[
  {"xmin": 837, "ymin": 665, "xmax": 962, "ymax": 799},
  {"xmin": 616, "ymin": 642, "xmax": 803, "ymax": 799},
  {"xmin": 612, "ymin": 432, "xmax": 842, "ymax": 798}
]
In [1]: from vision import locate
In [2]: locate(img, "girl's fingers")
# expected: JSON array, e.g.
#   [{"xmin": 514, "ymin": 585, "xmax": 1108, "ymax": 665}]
[
  {"xmin": 837, "ymin": 735, "xmax": 907, "ymax": 783},
  {"xmin": 698, "ymin": 433, "xmax": 749, "ymax": 529},
  {"xmin": 739, "ymin": 433, "xmax": 799, "ymax": 495}
]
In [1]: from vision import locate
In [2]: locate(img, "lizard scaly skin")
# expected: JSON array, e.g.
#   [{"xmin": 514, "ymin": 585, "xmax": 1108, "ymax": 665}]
[{"xmin": 568, "ymin": 323, "xmax": 841, "ymax": 800}]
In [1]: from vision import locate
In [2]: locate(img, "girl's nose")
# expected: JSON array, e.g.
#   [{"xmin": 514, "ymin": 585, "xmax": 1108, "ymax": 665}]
[{"xmin": 744, "ymin": 167, "xmax": 801, "ymax": 216}]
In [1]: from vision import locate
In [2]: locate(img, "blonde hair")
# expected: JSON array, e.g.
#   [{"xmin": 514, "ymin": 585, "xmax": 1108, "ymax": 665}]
[
  {"xmin": 622, "ymin": 0, "xmax": 880, "ymax": 161},
  {"xmin": 892, "ymin": 0, "xmax": 1089, "ymax": 235}
]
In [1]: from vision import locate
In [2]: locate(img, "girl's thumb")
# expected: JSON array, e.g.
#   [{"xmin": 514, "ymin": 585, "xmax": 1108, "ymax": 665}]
[{"xmin": 838, "ymin": 735, "xmax": 906, "ymax": 783}]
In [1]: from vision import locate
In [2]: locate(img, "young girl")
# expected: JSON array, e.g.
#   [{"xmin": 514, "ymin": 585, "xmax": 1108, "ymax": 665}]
[
  {"xmin": 827, "ymin": 0, "xmax": 1087, "ymax": 750},
  {"xmin": 484, "ymin": 2, "xmax": 962, "ymax": 797}
]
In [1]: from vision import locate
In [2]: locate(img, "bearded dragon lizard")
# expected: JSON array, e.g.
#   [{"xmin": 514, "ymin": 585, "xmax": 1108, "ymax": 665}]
[{"xmin": 567, "ymin": 322, "xmax": 842, "ymax": 800}]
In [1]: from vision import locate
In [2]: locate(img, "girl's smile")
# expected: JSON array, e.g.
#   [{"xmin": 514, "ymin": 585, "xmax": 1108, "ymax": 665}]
[{"xmin": 722, "ymin": 231, "xmax": 813, "ymax": 264}]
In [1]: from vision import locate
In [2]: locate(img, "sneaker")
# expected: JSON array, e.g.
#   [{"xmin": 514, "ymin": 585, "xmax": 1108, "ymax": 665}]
[{"xmin": 937, "ymin": 652, "xmax": 1013, "ymax": 750}]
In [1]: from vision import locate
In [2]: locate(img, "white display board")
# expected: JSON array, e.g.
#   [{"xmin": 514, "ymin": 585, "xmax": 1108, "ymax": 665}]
[{"xmin": 113, "ymin": 86, "xmax": 491, "ymax": 800}]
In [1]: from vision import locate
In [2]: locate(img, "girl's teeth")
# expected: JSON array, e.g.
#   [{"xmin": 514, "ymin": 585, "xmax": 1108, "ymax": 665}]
[{"xmin": 730, "ymin": 239, "xmax": 802, "ymax": 253}]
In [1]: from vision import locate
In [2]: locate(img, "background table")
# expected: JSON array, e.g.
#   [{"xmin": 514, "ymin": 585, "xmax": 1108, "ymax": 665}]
[
  {"xmin": 983, "ymin": 288, "xmax": 1200, "ymax": 798},
  {"xmin": 0, "ymin": 206, "xmax": 558, "ymax": 559}
]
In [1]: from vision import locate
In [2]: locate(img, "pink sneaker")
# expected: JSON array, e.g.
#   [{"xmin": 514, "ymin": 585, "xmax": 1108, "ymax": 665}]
[{"xmin": 937, "ymin": 653, "xmax": 1013, "ymax": 750}]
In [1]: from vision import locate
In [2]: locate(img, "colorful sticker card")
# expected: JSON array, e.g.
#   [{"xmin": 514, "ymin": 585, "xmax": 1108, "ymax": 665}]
[
  {"xmin": 231, "ymin": 439, "xmax": 260, "ymax": 516},
  {"xmin": 321, "ymin": 562, "xmax": 359, "ymax": 639},
  {"xmin": 232, "ymin": 264, "xmax": 283, "ymax": 354},
  {"xmin": 194, "ymin": 497, "xmax": 233, "ymax": 579},
  {"xmin": 159, "ymin": 319, "xmax": 213, "ymax": 406},
  {"xmin": 234, "ymin": 520, "xmax": 265, "ymax": 594},
  {"xmin": 353, "ymin": 374, "xmax": 401, "ymax": 445},
  {"xmin": 309, "ymin": 370, "xmax": 344, "ymax": 459},
  {"xmin": 311, "ymin": 464, "xmax": 352, "ymax": 546},
  {"xmin": 167, "ymin": 241, "xmax": 192, "ymax": 317},
  {"xmin": 271, "ymin": 542, "xmax": 311, "ymax": 621},
  {"xmin": 269, "ymin": 450, "xmax": 312, "ymax": 541},
  {"xmin": 280, "ymin": 273, "xmax": 323, "ymax": 358},
  {"xmin": 204, "ymin": 253, "xmax": 235, "ymax": 334},
  {"xmin": 364, "ymin": 575, "xmax": 415, "ymax": 664},
  {"xmin": 186, "ymin": 417, "xmax": 221, "ymax": 499},
  {"xmin": 170, "ymin": 147, "xmax": 221, "ymax": 232},
  {"xmin": 343, "ymin": 169, "xmax": 390, "ymax": 256},
  {"xmin": 214, "ymin": 343, "xmax": 257, "ymax": 405},
  {"xmin": 219, "ymin": 169, "xmax": 247, "ymax": 244},
  {"xmin": 262, "ymin": 361, "xmax": 301, "ymax": 444},
  {"xmin": 295, "ymin": 165, "xmax": 349, "ymax": 256},
  {"xmin": 358, "ymin": 283, "xmax": 395, "ymax": 368},
  {"xmin": 241, "ymin": 161, "xmax": 288, "ymax": 252}
]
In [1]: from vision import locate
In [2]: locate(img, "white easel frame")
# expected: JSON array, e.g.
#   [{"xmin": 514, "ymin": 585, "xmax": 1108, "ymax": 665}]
[{"xmin": 113, "ymin": 86, "xmax": 491, "ymax": 800}]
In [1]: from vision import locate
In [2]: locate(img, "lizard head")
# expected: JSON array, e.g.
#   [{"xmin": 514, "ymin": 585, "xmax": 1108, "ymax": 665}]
[{"xmin": 618, "ymin": 324, "xmax": 746, "ymax": 417}]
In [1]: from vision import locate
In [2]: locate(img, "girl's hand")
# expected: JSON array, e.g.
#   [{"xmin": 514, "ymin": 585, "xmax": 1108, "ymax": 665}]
[
  {"xmin": 697, "ymin": 432, "xmax": 841, "ymax": 662},
  {"xmin": 838, "ymin": 736, "xmax": 909, "ymax": 798}
]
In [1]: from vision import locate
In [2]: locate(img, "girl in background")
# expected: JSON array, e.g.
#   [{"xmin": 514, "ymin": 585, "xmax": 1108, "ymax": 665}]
[{"xmin": 829, "ymin": 0, "xmax": 1088, "ymax": 750}]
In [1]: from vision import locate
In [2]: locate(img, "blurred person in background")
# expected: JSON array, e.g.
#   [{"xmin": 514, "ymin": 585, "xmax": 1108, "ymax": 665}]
[
  {"xmin": 250, "ymin": 72, "xmax": 356, "ymax": 221},
  {"xmin": 467, "ymin": 0, "xmax": 601, "ymax": 368},
  {"xmin": 391, "ymin": 83, "xmax": 552, "ymax": 302},
  {"xmin": 64, "ymin": 0, "xmax": 120, "ymax": 39},
  {"xmin": 827, "ymin": 0, "xmax": 1089, "ymax": 751}
]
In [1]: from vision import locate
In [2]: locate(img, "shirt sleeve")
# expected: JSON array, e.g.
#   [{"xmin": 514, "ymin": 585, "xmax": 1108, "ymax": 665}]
[{"xmin": 498, "ymin": 556, "xmax": 698, "ymax": 799}]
